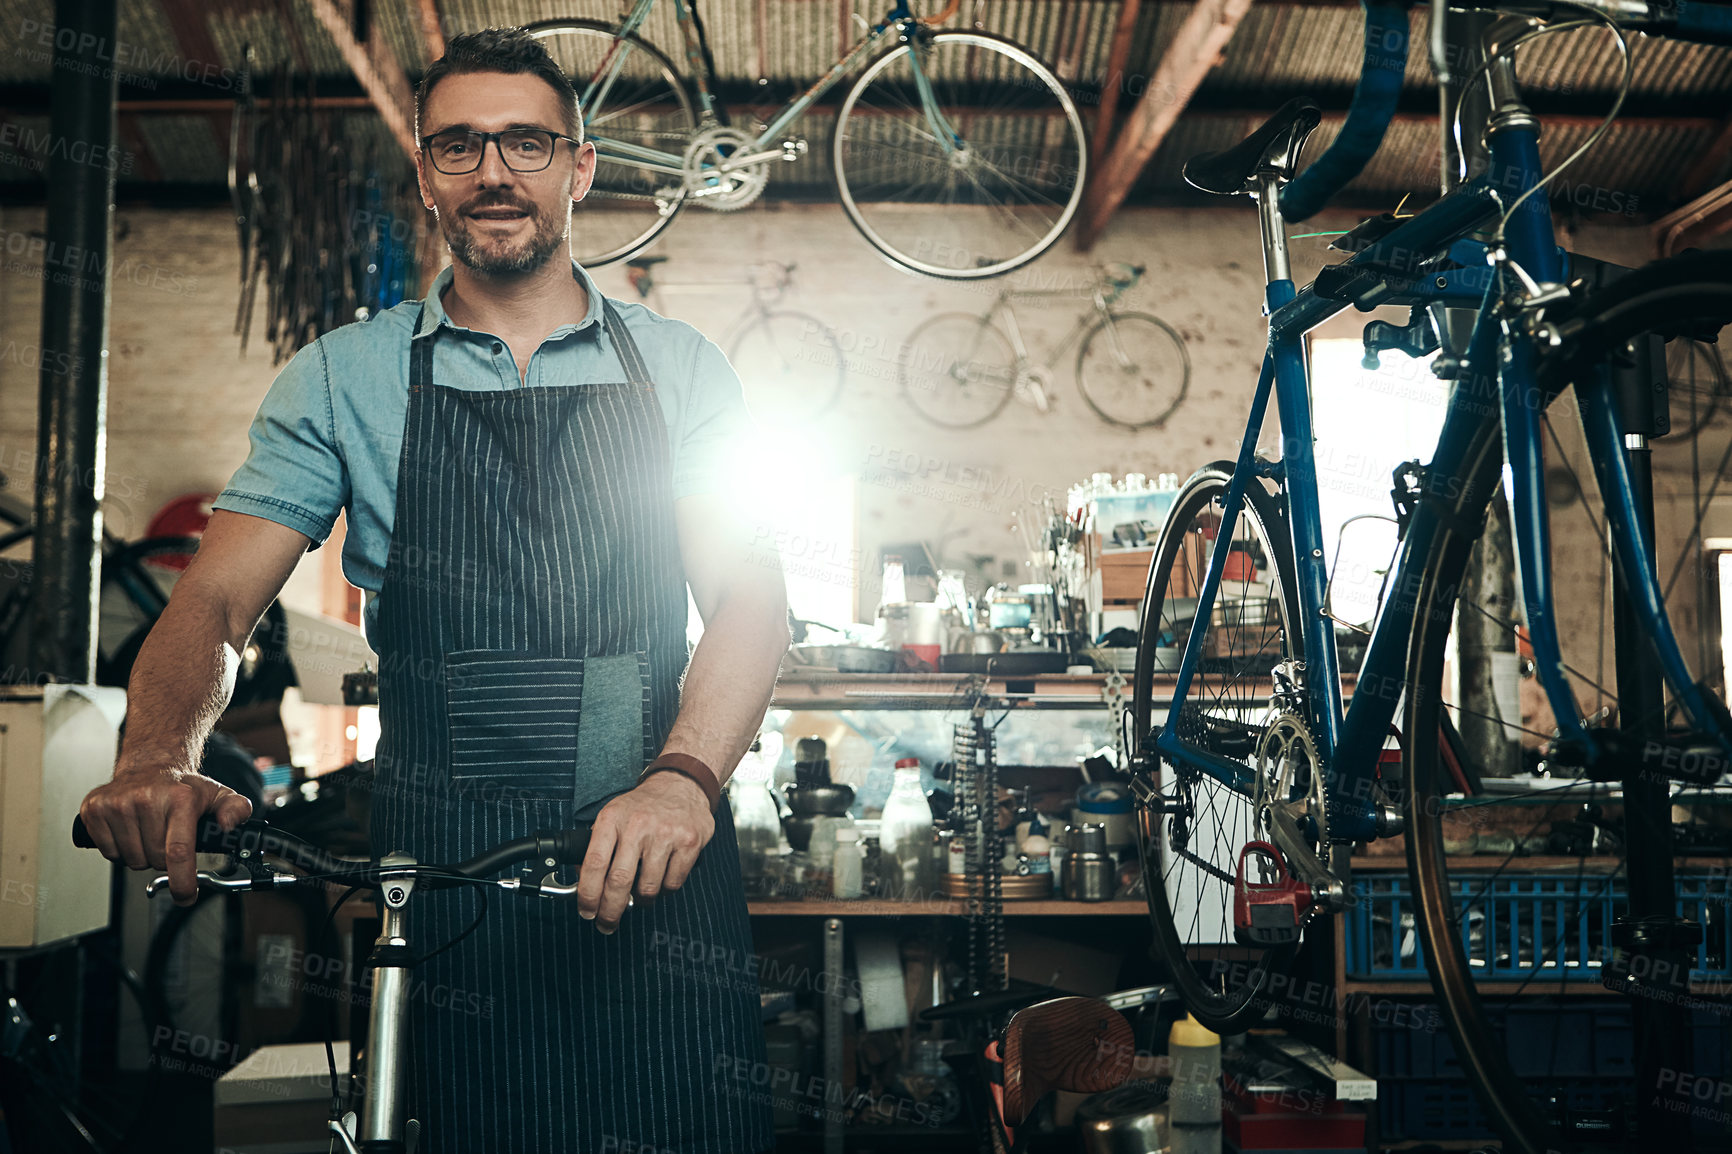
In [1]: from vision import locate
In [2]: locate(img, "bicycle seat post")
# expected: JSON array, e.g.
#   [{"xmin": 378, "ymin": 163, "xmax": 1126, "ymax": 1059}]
[{"xmin": 1252, "ymin": 171, "xmax": 1291, "ymax": 286}]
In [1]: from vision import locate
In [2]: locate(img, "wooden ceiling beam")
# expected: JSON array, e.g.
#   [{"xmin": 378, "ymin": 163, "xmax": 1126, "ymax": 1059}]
[
  {"xmin": 1092, "ymin": 0, "xmax": 1144, "ymax": 171},
  {"xmin": 305, "ymin": 0, "xmax": 417, "ymax": 159},
  {"xmin": 416, "ymin": 0, "xmax": 446, "ymax": 64},
  {"xmin": 1074, "ymin": 0, "xmax": 1256, "ymax": 250}
]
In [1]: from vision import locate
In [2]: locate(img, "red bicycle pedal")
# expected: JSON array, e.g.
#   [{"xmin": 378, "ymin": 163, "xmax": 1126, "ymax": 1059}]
[{"xmin": 1233, "ymin": 841, "xmax": 1312, "ymax": 947}]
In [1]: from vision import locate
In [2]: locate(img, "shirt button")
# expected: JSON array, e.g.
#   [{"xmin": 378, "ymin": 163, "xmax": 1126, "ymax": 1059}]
[{"xmin": 491, "ymin": 342, "xmax": 503, "ymax": 354}]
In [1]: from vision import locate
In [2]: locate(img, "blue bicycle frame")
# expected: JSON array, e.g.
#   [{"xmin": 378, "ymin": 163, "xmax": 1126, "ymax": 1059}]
[{"xmin": 1151, "ymin": 105, "xmax": 1728, "ymax": 846}]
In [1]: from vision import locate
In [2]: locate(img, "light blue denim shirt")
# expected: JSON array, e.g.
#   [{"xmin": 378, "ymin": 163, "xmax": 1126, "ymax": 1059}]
[{"xmin": 213, "ymin": 260, "xmax": 748, "ymax": 640}]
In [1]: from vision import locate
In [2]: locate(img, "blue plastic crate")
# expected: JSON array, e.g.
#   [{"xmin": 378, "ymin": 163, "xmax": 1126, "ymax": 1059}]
[
  {"xmin": 1374, "ymin": 1001, "xmax": 1726, "ymax": 1083},
  {"xmin": 1346, "ymin": 870, "xmax": 1731, "ymax": 983},
  {"xmin": 1380, "ymin": 1077, "xmax": 1631, "ymax": 1141}
]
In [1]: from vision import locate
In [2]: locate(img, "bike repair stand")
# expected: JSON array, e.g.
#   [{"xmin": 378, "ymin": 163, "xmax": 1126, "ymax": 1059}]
[{"xmin": 1600, "ymin": 334, "xmax": 1701, "ymax": 1147}]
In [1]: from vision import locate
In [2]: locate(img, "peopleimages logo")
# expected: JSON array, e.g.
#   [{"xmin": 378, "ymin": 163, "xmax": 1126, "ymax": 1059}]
[{"xmin": 15, "ymin": 18, "xmax": 246, "ymax": 93}]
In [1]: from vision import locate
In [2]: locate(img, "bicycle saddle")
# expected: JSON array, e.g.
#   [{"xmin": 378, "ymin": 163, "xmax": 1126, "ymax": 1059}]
[
  {"xmin": 1184, "ymin": 97, "xmax": 1322, "ymax": 196},
  {"xmin": 999, "ymin": 996, "xmax": 1134, "ymax": 1124}
]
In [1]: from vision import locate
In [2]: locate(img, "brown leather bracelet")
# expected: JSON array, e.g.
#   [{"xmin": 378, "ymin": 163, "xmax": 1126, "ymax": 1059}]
[{"xmin": 639, "ymin": 752, "xmax": 721, "ymax": 812}]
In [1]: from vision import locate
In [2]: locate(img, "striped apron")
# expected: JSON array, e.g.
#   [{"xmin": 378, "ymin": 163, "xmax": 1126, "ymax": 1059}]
[{"xmin": 368, "ymin": 300, "xmax": 772, "ymax": 1154}]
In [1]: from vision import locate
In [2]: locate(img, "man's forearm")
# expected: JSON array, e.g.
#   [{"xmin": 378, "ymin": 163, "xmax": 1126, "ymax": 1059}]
[
  {"xmin": 114, "ymin": 592, "xmax": 244, "ymax": 776},
  {"xmin": 658, "ymin": 589, "xmax": 790, "ymax": 790}
]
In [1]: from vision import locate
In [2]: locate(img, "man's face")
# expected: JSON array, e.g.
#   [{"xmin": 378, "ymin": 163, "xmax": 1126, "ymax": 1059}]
[{"xmin": 415, "ymin": 72, "xmax": 596, "ymax": 276}]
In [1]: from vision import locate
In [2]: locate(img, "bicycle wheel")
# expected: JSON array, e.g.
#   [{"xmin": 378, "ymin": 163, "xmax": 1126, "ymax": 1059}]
[
  {"xmin": 526, "ymin": 20, "xmax": 696, "ymax": 267},
  {"xmin": 1658, "ymin": 337, "xmax": 1730, "ymax": 440},
  {"xmin": 833, "ymin": 30, "xmax": 1087, "ymax": 280},
  {"xmin": 1402, "ymin": 254, "xmax": 1732, "ymax": 1153},
  {"xmin": 1131, "ymin": 464, "xmax": 1306, "ymax": 1032},
  {"xmin": 1076, "ymin": 312, "xmax": 1191, "ymax": 430},
  {"xmin": 898, "ymin": 312, "xmax": 1019, "ymax": 428},
  {"xmin": 728, "ymin": 310, "xmax": 845, "ymax": 423}
]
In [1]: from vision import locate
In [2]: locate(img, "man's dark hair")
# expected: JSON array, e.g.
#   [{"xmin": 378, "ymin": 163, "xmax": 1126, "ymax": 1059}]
[{"xmin": 415, "ymin": 27, "xmax": 582, "ymax": 141}]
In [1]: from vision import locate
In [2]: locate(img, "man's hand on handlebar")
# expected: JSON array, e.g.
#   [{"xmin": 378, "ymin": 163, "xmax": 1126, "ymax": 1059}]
[
  {"xmin": 77, "ymin": 766, "xmax": 253, "ymax": 907},
  {"xmin": 578, "ymin": 771, "xmax": 714, "ymax": 934}
]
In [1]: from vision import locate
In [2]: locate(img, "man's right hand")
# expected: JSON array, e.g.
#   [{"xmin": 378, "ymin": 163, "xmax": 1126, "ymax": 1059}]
[{"xmin": 78, "ymin": 769, "xmax": 253, "ymax": 906}]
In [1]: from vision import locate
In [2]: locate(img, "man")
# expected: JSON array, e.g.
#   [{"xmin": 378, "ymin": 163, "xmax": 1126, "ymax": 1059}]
[{"xmin": 78, "ymin": 28, "xmax": 785, "ymax": 1153}]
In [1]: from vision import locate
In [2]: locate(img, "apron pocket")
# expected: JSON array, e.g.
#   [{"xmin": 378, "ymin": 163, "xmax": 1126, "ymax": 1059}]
[
  {"xmin": 573, "ymin": 651, "xmax": 650, "ymax": 818},
  {"xmin": 446, "ymin": 651, "xmax": 583, "ymax": 799}
]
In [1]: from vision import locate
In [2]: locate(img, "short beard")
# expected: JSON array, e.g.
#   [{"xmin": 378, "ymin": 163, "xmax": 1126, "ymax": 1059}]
[{"xmin": 440, "ymin": 202, "xmax": 569, "ymax": 275}]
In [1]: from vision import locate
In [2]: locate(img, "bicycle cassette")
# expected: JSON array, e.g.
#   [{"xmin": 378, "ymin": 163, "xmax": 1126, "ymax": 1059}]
[{"xmin": 683, "ymin": 126, "xmax": 770, "ymax": 212}]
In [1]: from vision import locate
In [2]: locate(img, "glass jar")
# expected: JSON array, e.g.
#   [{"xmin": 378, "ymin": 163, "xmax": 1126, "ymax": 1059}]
[{"xmin": 878, "ymin": 760, "xmax": 935, "ymax": 900}]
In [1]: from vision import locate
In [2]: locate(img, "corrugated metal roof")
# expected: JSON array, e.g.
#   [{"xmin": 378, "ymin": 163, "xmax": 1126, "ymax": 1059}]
[{"xmin": 1, "ymin": 0, "xmax": 1729, "ymax": 217}]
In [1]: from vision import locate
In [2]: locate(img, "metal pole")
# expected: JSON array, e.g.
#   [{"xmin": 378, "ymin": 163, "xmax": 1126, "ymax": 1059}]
[
  {"xmin": 28, "ymin": 0, "xmax": 118, "ymax": 685},
  {"xmin": 1615, "ymin": 434, "xmax": 1694, "ymax": 1147}
]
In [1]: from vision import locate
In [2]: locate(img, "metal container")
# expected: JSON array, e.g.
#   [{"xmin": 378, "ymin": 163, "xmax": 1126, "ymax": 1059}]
[
  {"xmin": 1068, "ymin": 822, "xmax": 1108, "ymax": 855},
  {"xmin": 1065, "ymin": 851, "xmax": 1115, "ymax": 902},
  {"xmin": 1077, "ymin": 1083, "xmax": 1168, "ymax": 1154}
]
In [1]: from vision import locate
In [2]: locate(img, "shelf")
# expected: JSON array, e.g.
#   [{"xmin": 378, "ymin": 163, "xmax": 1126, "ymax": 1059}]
[
  {"xmin": 771, "ymin": 670, "xmax": 1133, "ymax": 711},
  {"xmin": 1350, "ymin": 856, "xmax": 1730, "ymax": 872},
  {"xmin": 746, "ymin": 898, "xmax": 1148, "ymax": 916}
]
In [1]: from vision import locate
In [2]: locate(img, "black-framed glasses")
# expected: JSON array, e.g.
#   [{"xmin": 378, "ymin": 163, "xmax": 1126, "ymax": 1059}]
[{"xmin": 420, "ymin": 129, "xmax": 581, "ymax": 175}]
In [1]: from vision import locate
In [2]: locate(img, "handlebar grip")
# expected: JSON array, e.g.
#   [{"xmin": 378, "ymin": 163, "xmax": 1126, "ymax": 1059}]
[
  {"xmin": 541, "ymin": 825, "xmax": 593, "ymax": 865},
  {"xmin": 72, "ymin": 813, "xmax": 244, "ymax": 854}
]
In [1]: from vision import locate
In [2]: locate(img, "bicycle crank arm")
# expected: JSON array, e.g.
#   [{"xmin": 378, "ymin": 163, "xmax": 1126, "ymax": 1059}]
[
  {"xmin": 1265, "ymin": 802, "xmax": 1346, "ymax": 910},
  {"xmin": 699, "ymin": 146, "xmax": 790, "ymax": 171}
]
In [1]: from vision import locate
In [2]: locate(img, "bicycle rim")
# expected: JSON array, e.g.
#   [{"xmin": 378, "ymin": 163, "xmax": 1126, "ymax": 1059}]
[
  {"xmin": 1403, "ymin": 261, "xmax": 1732, "ymax": 1152},
  {"xmin": 527, "ymin": 20, "xmax": 695, "ymax": 267},
  {"xmin": 728, "ymin": 310, "xmax": 845, "ymax": 424},
  {"xmin": 1132, "ymin": 465, "xmax": 1305, "ymax": 1032},
  {"xmin": 898, "ymin": 311, "xmax": 1019, "ymax": 428},
  {"xmin": 833, "ymin": 31, "xmax": 1087, "ymax": 280},
  {"xmin": 1076, "ymin": 312, "xmax": 1191, "ymax": 430}
]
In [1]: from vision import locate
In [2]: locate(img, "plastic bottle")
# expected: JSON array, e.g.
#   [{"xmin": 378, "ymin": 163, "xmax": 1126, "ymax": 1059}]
[
  {"xmin": 878, "ymin": 759, "xmax": 935, "ymax": 900},
  {"xmin": 832, "ymin": 827, "xmax": 863, "ymax": 898},
  {"xmin": 727, "ymin": 756, "xmax": 784, "ymax": 887},
  {"xmin": 1168, "ymin": 1014, "xmax": 1221, "ymax": 1126}
]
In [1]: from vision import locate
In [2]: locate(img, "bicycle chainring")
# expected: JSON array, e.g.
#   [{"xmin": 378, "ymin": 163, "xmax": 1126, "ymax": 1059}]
[
  {"xmin": 683, "ymin": 126, "xmax": 770, "ymax": 212},
  {"xmin": 1253, "ymin": 711, "xmax": 1328, "ymax": 855}
]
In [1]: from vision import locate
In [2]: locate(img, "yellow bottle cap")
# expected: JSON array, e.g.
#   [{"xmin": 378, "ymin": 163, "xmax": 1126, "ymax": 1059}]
[{"xmin": 1169, "ymin": 1013, "xmax": 1220, "ymax": 1048}]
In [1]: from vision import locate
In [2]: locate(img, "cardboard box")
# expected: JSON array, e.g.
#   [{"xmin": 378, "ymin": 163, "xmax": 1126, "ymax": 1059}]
[{"xmin": 0, "ymin": 686, "xmax": 125, "ymax": 949}]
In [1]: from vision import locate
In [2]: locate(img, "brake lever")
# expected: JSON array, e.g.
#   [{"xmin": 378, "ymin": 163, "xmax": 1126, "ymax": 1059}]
[
  {"xmin": 501, "ymin": 874, "xmax": 632, "ymax": 908},
  {"xmin": 144, "ymin": 869, "xmax": 300, "ymax": 897}
]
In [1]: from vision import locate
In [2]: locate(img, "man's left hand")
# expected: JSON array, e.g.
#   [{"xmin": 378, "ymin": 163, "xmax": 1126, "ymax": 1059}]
[{"xmin": 578, "ymin": 771, "xmax": 715, "ymax": 933}]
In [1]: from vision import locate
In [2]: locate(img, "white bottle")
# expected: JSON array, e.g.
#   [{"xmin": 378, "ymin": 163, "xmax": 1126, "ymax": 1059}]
[
  {"xmin": 1168, "ymin": 1013, "xmax": 1221, "ymax": 1126},
  {"xmin": 832, "ymin": 827, "xmax": 863, "ymax": 899},
  {"xmin": 878, "ymin": 760, "xmax": 935, "ymax": 900}
]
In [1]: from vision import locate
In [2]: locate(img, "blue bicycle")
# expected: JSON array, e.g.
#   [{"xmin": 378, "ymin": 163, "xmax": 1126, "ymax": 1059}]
[{"xmin": 1129, "ymin": 1, "xmax": 1732, "ymax": 1149}]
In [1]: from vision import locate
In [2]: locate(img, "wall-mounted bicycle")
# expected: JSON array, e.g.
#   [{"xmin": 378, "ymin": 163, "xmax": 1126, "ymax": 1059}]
[{"xmin": 527, "ymin": 0, "xmax": 1087, "ymax": 279}]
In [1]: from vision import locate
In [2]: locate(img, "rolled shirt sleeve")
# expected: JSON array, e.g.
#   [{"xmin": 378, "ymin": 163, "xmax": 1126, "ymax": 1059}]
[
  {"xmin": 673, "ymin": 337, "xmax": 751, "ymax": 500},
  {"xmin": 211, "ymin": 339, "xmax": 349, "ymax": 545}
]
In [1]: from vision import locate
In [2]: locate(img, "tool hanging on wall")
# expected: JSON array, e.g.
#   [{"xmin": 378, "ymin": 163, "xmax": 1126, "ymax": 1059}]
[{"xmin": 229, "ymin": 50, "xmax": 424, "ymax": 364}]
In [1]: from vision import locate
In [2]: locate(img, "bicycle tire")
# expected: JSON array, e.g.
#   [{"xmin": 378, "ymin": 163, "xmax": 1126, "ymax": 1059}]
[
  {"xmin": 1658, "ymin": 337, "xmax": 1730, "ymax": 440},
  {"xmin": 1075, "ymin": 311, "xmax": 1191, "ymax": 430},
  {"xmin": 832, "ymin": 30, "xmax": 1087, "ymax": 280},
  {"xmin": 898, "ymin": 311, "xmax": 1020, "ymax": 429},
  {"xmin": 524, "ymin": 20, "xmax": 696, "ymax": 267},
  {"xmin": 1402, "ymin": 255, "xmax": 1732, "ymax": 1153},
  {"xmin": 727, "ymin": 309, "xmax": 845, "ymax": 422},
  {"xmin": 1131, "ymin": 463, "xmax": 1305, "ymax": 1033}
]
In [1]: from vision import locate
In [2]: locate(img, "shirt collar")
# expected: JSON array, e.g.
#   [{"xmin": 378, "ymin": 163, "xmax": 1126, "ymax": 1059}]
[{"xmin": 413, "ymin": 258, "xmax": 605, "ymax": 340}]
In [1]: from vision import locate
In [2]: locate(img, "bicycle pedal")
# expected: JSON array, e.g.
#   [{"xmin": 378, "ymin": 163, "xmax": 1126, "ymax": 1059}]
[{"xmin": 1233, "ymin": 841, "xmax": 1312, "ymax": 947}]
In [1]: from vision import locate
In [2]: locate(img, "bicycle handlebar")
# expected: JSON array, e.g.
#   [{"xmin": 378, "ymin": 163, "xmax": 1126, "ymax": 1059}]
[
  {"xmin": 1281, "ymin": 0, "xmax": 1732, "ymax": 222},
  {"xmin": 1277, "ymin": 0, "xmax": 1412, "ymax": 224},
  {"xmin": 71, "ymin": 814, "xmax": 593, "ymax": 892}
]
